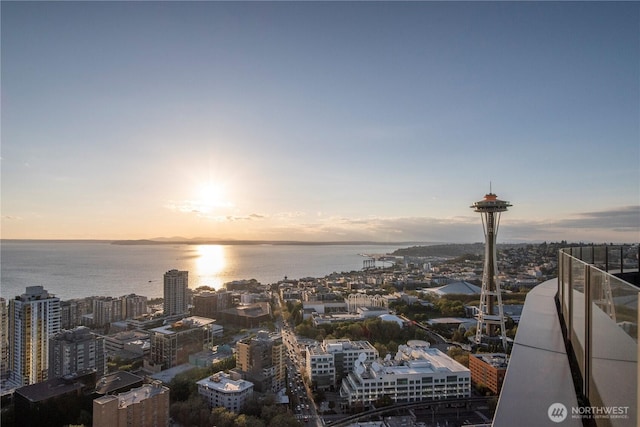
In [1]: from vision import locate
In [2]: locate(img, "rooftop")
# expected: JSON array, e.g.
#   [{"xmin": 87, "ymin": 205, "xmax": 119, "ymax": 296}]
[
  {"xmin": 323, "ymin": 339, "xmax": 376, "ymax": 352},
  {"xmin": 95, "ymin": 371, "xmax": 144, "ymax": 395},
  {"xmin": 16, "ymin": 285, "xmax": 58, "ymax": 302},
  {"xmin": 52, "ymin": 326, "xmax": 94, "ymax": 342},
  {"xmin": 197, "ymin": 371, "xmax": 253, "ymax": 393},
  {"xmin": 221, "ymin": 302, "xmax": 270, "ymax": 318},
  {"xmin": 15, "ymin": 376, "xmax": 87, "ymax": 402},
  {"xmin": 386, "ymin": 342, "xmax": 469, "ymax": 375},
  {"xmin": 470, "ymin": 353, "xmax": 509, "ymax": 369},
  {"xmin": 95, "ymin": 381, "xmax": 168, "ymax": 408},
  {"xmin": 150, "ymin": 315, "xmax": 216, "ymax": 335},
  {"xmin": 149, "ymin": 363, "xmax": 196, "ymax": 384},
  {"xmin": 105, "ymin": 330, "xmax": 150, "ymax": 342},
  {"xmin": 423, "ymin": 281, "xmax": 481, "ymax": 296}
]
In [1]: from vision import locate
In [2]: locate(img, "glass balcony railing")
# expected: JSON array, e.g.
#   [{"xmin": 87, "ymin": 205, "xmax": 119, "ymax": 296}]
[{"xmin": 559, "ymin": 245, "xmax": 639, "ymax": 427}]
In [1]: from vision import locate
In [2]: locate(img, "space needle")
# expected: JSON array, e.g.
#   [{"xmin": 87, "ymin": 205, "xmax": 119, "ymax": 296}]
[{"xmin": 471, "ymin": 188, "xmax": 512, "ymax": 351}]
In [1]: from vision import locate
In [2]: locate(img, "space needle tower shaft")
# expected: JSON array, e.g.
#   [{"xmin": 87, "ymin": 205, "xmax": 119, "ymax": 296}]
[{"xmin": 471, "ymin": 190, "xmax": 512, "ymax": 351}]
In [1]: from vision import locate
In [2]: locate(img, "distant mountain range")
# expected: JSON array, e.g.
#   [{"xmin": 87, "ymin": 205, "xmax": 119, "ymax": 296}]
[{"xmin": 110, "ymin": 238, "xmax": 435, "ymax": 246}]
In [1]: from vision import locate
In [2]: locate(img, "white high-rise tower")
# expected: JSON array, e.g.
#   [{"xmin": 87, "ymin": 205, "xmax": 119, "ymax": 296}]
[
  {"xmin": 471, "ymin": 191, "xmax": 511, "ymax": 351},
  {"xmin": 9, "ymin": 286, "xmax": 61, "ymax": 386}
]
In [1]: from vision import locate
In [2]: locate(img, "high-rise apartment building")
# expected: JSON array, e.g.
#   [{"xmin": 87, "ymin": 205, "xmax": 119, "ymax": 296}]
[
  {"xmin": 0, "ymin": 298, "xmax": 9, "ymax": 379},
  {"xmin": 48, "ymin": 326, "xmax": 106, "ymax": 379},
  {"xmin": 93, "ymin": 297, "xmax": 124, "ymax": 328},
  {"xmin": 8, "ymin": 286, "xmax": 61, "ymax": 386},
  {"xmin": 60, "ymin": 299, "xmax": 92, "ymax": 330},
  {"xmin": 122, "ymin": 294, "xmax": 147, "ymax": 320},
  {"xmin": 93, "ymin": 381, "xmax": 170, "ymax": 427},
  {"xmin": 236, "ymin": 331, "xmax": 286, "ymax": 392},
  {"xmin": 0, "ymin": 298, "xmax": 8, "ymax": 379},
  {"xmin": 163, "ymin": 270, "xmax": 188, "ymax": 316},
  {"xmin": 87, "ymin": 295, "xmax": 147, "ymax": 329}
]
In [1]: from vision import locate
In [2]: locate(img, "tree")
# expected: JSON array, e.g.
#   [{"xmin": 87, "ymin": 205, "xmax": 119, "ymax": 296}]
[
  {"xmin": 447, "ymin": 347, "xmax": 470, "ymax": 368},
  {"xmin": 268, "ymin": 413, "xmax": 301, "ymax": 427},
  {"xmin": 212, "ymin": 406, "xmax": 237, "ymax": 427},
  {"xmin": 451, "ymin": 329, "xmax": 465, "ymax": 343},
  {"xmin": 474, "ymin": 381, "xmax": 493, "ymax": 396},
  {"xmin": 374, "ymin": 343, "xmax": 390, "ymax": 358},
  {"xmin": 170, "ymin": 395, "xmax": 211, "ymax": 427},
  {"xmin": 169, "ymin": 373, "xmax": 200, "ymax": 402},
  {"xmin": 235, "ymin": 414, "xmax": 266, "ymax": 427},
  {"xmin": 348, "ymin": 323, "xmax": 364, "ymax": 339},
  {"xmin": 260, "ymin": 404, "xmax": 285, "ymax": 425},
  {"xmin": 374, "ymin": 394, "xmax": 393, "ymax": 408},
  {"xmin": 240, "ymin": 396, "xmax": 262, "ymax": 417}
]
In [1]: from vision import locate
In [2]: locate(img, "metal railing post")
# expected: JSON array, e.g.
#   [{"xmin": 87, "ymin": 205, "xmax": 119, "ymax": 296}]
[
  {"xmin": 567, "ymin": 254, "xmax": 573, "ymax": 348},
  {"xmin": 584, "ymin": 263, "xmax": 591, "ymax": 400}
]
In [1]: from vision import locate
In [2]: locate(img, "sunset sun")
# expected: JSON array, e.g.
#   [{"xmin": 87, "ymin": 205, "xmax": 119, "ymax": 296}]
[{"xmin": 194, "ymin": 182, "xmax": 233, "ymax": 213}]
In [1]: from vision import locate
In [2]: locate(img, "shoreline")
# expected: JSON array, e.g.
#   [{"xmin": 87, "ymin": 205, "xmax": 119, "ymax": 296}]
[{"xmin": 1, "ymin": 239, "xmax": 434, "ymax": 246}]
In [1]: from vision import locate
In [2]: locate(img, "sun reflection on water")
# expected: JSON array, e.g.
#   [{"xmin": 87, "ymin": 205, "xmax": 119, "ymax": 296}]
[{"xmin": 194, "ymin": 245, "xmax": 226, "ymax": 289}]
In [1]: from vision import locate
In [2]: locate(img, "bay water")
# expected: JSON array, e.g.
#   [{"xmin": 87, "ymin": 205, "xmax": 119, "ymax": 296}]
[{"xmin": 0, "ymin": 241, "xmax": 407, "ymax": 301}]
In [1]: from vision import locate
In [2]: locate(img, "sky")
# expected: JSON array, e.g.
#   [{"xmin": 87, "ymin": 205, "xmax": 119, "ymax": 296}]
[{"xmin": 1, "ymin": 1, "xmax": 639, "ymax": 244}]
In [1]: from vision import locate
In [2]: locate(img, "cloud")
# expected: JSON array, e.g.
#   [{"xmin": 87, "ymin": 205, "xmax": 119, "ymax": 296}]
[
  {"xmin": 257, "ymin": 206, "xmax": 639, "ymax": 243},
  {"xmin": 164, "ymin": 203, "xmax": 638, "ymax": 244},
  {"xmin": 225, "ymin": 213, "xmax": 266, "ymax": 221},
  {"xmin": 165, "ymin": 199, "xmax": 234, "ymax": 218},
  {"xmin": 274, "ymin": 211, "xmax": 306, "ymax": 219},
  {"xmin": 260, "ymin": 215, "xmax": 481, "ymax": 243},
  {"xmin": 2, "ymin": 215, "xmax": 22, "ymax": 221},
  {"xmin": 551, "ymin": 206, "xmax": 639, "ymax": 231}
]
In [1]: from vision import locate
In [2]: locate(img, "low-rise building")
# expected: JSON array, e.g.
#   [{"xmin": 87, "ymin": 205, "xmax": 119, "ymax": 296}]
[
  {"xmin": 302, "ymin": 301, "xmax": 348, "ymax": 320},
  {"xmin": 468, "ymin": 353, "xmax": 508, "ymax": 394},
  {"xmin": 306, "ymin": 339, "xmax": 379, "ymax": 390},
  {"xmin": 421, "ymin": 281, "xmax": 481, "ymax": 297},
  {"xmin": 219, "ymin": 302, "xmax": 271, "ymax": 328},
  {"xmin": 339, "ymin": 340, "xmax": 470, "ymax": 408},
  {"xmin": 93, "ymin": 381, "xmax": 170, "ymax": 427},
  {"xmin": 14, "ymin": 371, "xmax": 96, "ymax": 427},
  {"xmin": 192, "ymin": 290, "xmax": 231, "ymax": 319},
  {"xmin": 311, "ymin": 312, "xmax": 363, "ymax": 326},
  {"xmin": 197, "ymin": 371, "xmax": 254, "ymax": 413},
  {"xmin": 104, "ymin": 330, "xmax": 151, "ymax": 358},
  {"xmin": 189, "ymin": 344, "xmax": 233, "ymax": 368}
]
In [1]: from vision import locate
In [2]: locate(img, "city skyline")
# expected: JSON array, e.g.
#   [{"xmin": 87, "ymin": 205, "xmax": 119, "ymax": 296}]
[{"xmin": 2, "ymin": 2, "xmax": 638, "ymax": 244}]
